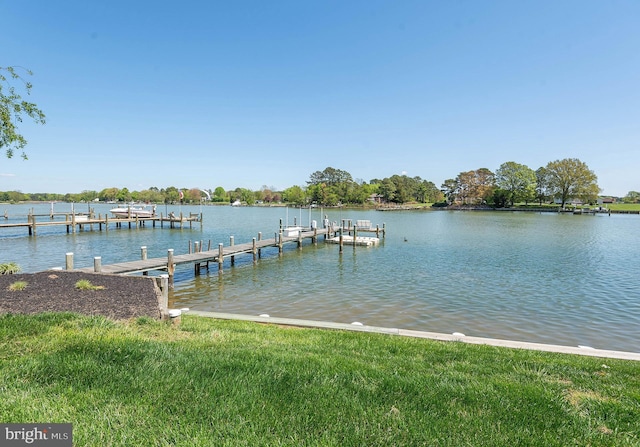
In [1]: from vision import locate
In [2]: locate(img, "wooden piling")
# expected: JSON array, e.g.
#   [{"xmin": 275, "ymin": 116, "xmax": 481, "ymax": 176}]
[
  {"xmin": 65, "ymin": 252, "xmax": 73, "ymax": 270},
  {"xmin": 218, "ymin": 243, "xmax": 224, "ymax": 271},
  {"xmin": 158, "ymin": 275, "xmax": 169, "ymax": 310},
  {"xmin": 167, "ymin": 249, "xmax": 175, "ymax": 284},
  {"xmin": 252, "ymin": 237, "xmax": 257, "ymax": 263},
  {"xmin": 230, "ymin": 236, "xmax": 235, "ymax": 265},
  {"xmin": 94, "ymin": 256, "xmax": 102, "ymax": 273}
]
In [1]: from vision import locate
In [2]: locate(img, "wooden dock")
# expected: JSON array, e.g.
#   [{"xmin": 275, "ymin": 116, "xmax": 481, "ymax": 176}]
[
  {"xmin": 0, "ymin": 212, "xmax": 202, "ymax": 236},
  {"xmin": 73, "ymin": 222, "xmax": 386, "ymax": 279}
]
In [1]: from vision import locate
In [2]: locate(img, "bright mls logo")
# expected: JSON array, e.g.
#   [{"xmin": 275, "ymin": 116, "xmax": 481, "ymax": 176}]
[{"xmin": 0, "ymin": 424, "xmax": 72, "ymax": 446}]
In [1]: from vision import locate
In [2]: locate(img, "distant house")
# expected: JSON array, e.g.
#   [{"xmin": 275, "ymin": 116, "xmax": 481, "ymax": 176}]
[
  {"xmin": 597, "ymin": 197, "xmax": 616, "ymax": 205},
  {"xmin": 368, "ymin": 194, "xmax": 384, "ymax": 204}
]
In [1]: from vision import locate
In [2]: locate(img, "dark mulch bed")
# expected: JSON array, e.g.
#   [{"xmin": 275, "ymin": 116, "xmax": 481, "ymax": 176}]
[{"xmin": 0, "ymin": 271, "xmax": 163, "ymax": 320}]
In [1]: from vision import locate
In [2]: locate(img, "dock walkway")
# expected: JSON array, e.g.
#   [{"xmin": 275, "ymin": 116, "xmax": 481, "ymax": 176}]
[
  {"xmin": 75, "ymin": 223, "xmax": 386, "ymax": 278},
  {"xmin": 0, "ymin": 212, "xmax": 201, "ymax": 236}
]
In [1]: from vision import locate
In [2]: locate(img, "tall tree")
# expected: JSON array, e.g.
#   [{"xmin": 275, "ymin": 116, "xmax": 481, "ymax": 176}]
[
  {"xmin": 1, "ymin": 67, "xmax": 46, "ymax": 159},
  {"xmin": 623, "ymin": 191, "xmax": 640, "ymax": 204},
  {"xmin": 440, "ymin": 178, "xmax": 459, "ymax": 204},
  {"xmin": 454, "ymin": 169, "xmax": 494, "ymax": 205},
  {"xmin": 213, "ymin": 186, "xmax": 227, "ymax": 202},
  {"xmin": 308, "ymin": 167, "xmax": 353, "ymax": 186},
  {"xmin": 545, "ymin": 158, "xmax": 600, "ymax": 208},
  {"xmin": 282, "ymin": 185, "xmax": 306, "ymax": 206},
  {"xmin": 495, "ymin": 162, "xmax": 536, "ymax": 206},
  {"xmin": 378, "ymin": 178, "xmax": 397, "ymax": 203},
  {"xmin": 535, "ymin": 167, "xmax": 550, "ymax": 205},
  {"xmin": 307, "ymin": 167, "xmax": 355, "ymax": 205}
]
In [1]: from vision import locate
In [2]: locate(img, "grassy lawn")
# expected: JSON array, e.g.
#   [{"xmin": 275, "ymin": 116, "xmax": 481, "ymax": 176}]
[
  {"xmin": 607, "ymin": 203, "xmax": 640, "ymax": 212},
  {"xmin": 1, "ymin": 313, "xmax": 639, "ymax": 446}
]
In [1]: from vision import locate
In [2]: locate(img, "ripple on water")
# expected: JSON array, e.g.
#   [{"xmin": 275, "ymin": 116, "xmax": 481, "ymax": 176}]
[{"xmin": 3, "ymin": 204, "xmax": 639, "ymax": 352}]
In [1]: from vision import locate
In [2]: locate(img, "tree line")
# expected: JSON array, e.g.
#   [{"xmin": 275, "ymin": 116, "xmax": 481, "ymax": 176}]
[
  {"xmin": 441, "ymin": 158, "xmax": 602, "ymax": 209},
  {"xmin": 3, "ymin": 158, "xmax": 634, "ymax": 209}
]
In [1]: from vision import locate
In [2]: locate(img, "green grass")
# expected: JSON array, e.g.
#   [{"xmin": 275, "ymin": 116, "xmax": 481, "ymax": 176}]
[
  {"xmin": 1, "ymin": 313, "xmax": 638, "ymax": 446},
  {"xmin": 0, "ymin": 262, "xmax": 21, "ymax": 275},
  {"xmin": 7, "ymin": 281, "xmax": 28, "ymax": 291},
  {"xmin": 74, "ymin": 279, "xmax": 105, "ymax": 290},
  {"xmin": 607, "ymin": 203, "xmax": 640, "ymax": 211}
]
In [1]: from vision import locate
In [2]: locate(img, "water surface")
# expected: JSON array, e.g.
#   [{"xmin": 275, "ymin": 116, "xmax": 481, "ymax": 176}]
[{"xmin": 2, "ymin": 203, "xmax": 639, "ymax": 352}]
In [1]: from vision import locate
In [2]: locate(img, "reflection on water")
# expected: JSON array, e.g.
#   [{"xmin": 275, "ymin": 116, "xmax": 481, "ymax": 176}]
[{"xmin": 2, "ymin": 203, "xmax": 640, "ymax": 352}]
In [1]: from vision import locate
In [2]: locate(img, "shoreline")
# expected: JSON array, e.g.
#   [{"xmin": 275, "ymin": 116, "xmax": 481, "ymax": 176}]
[{"xmin": 187, "ymin": 310, "xmax": 640, "ymax": 361}]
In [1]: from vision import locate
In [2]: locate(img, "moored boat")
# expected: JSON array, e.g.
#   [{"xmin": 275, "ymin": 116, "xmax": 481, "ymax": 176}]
[{"xmin": 110, "ymin": 205, "xmax": 156, "ymax": 218}]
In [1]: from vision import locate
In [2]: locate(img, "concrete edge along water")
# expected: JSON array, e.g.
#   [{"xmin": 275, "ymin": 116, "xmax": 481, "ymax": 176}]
[{"xmin": 186, "ymin": 310, "xmax": 640, "ymax": 361}]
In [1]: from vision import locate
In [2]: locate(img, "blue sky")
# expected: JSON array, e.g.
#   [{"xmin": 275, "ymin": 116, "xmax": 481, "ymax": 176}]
[{"xmin": 2, "ymin": 0, "xmax": 638, "ymax": 196}]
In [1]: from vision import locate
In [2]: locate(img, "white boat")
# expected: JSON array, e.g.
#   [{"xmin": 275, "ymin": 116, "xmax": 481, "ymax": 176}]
[
  {"xmin": 283, "ymin": 226, "xmax": 303, "ymax": 237},
  {"xmin": 231, "ymin": 200, "xmax": 242, "ymax": 207},
  {"xmin": 110, "ymin": 205, "xmax": 156, "ymax": 218}
]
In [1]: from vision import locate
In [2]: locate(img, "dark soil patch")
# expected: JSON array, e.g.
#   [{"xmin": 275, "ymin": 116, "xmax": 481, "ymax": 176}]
[{"xmin": 0, "ymin": 271, "xmax": 163, "ymax": 320}]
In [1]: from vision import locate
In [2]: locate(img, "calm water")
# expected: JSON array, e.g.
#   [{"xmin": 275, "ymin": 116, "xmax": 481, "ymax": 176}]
[{"xmin": 2, "ymin": 202, "xmax": 639, "ymax": 352}]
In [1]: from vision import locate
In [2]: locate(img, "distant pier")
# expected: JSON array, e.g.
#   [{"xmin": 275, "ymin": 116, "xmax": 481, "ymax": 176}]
[{"xmin": 0, "ymin": 210, "xmax": 202, "ymax": 236}]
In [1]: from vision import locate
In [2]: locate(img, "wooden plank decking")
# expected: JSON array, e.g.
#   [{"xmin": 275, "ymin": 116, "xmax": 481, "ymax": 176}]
[
  {"xmin": 75, "ymin": 224, "xmax": 386, "ymax": 277},
  {"xmin": 0, "ymin": 213, "xmax": 201, "ymax": 235},
  {"xmin": 77, "ymin": 229, "xmax": 327, "ymax": 275}
]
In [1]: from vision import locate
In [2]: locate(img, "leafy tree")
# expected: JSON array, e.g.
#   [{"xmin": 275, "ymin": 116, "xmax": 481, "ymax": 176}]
[
  {"xmin": 535, "ymin": 167, "xmax": 550, "ymax": 205},
  {"xmin": 348, "ymin": 182, "xmax": 375, "ymax": 204},
  {"xmin": 378, "ymin": 179, "xmax": 397, "ymax": 203},
  {"xmin": 308, "ymin": 167, "xmax": 353, "ymax": 186},
  {"xmin": 98, "ymin": 187, "xmax": 119, "ymax": 202},
  {"xmin": 115, "ymin": 187, "xmax": 131, "ymax": 203},
  {"xmin": 623, "ymin": 191, "xmax": 640, "ymax": 204},
  {"xmin": 417, "ymin": 180, "xmax": 442, "ymax": 203},
  {"xmin": 260, "ymin": 186, "xmax": 276, "ymax": 203},
  {"xmin": 545, "ymin": 158, "xmax": 600, "ymax": 208},
  {"xmin": 135, "ymin": 188, "xmax": 164, "ymax": 203},
  {"xmin": 185, "ymin": 188, "xmax": 204, "ymax": 203},
  {"xmin": 78, "ymin": 190, "xmax": 98, "ymax": 202},
  {"xmin": 282, "ymin": 185, "xmax": 306, "ymax": 206},
  {"xmin": 1, "ymin": 66, "xmax": 46, "ymax": 159},
  {"xmin": 2, "ymin": 190, "xmax": 29, "ymax": 202},
  {"xmin": 212, "ymin": 186, "xmax": 227, "ymax": 203},
  {"xmin": 164, "ymin": 186, "xmax": 180, "ymax": 204},
  {"xmin": 455, "ymin": 169, "xmax": 494, "ymax": 205},
  {"xmin": 440, "ymin": 179, "xmax": 458, "ymax": 204},
  {"xmin": 495, "ymin": 162, "xmax": 536, "ymax": 206},
  {"xmin": 239, "ymin": 188, "xmax": 254, "ymax": 204},
  {"xmin": 490, "ymin": 188, "xmax": 510, "ymax": 208},
  {"xmin": 307, "ymin": 167, "xmax": 356, "ymax": 206}
]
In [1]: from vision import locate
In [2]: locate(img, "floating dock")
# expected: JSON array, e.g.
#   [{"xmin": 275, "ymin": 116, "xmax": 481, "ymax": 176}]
[{"xmin": 326, "ymin": 235, "xmax": 380, "ymax": 246}]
